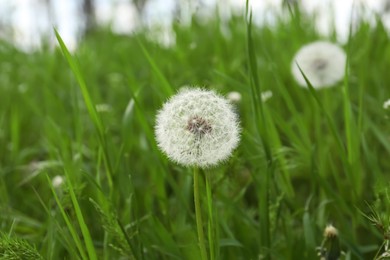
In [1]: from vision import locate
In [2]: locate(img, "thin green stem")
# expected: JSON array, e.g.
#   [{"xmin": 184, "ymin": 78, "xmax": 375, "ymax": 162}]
[
  {"xmin": 261, "ymin": 164, "xmax": 271, "ymax": 260},
  {"xmin": 205, "ymin": 174, "xmax": 215, "ymax": 260},
  {"xmin": 193, "ymin": 167, "xmax": 208, "ymax": 260}
]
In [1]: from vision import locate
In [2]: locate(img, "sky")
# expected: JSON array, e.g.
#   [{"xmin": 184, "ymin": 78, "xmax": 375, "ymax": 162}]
[{"xmin": 0, "ymin": 0, "xmax": 388, "ymax": 50}]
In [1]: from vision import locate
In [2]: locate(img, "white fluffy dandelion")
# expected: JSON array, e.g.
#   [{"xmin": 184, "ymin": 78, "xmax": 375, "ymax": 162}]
[
  {"xmin": 291, "ymin": 41, "xmax": 347, "ymax": 89},
  {"xmin": 155, "ymin": 88, "xmax": 240, "ymax": 168}
]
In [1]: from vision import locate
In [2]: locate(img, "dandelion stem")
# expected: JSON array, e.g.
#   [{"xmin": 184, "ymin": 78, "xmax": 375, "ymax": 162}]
[
  {"xmin": 193, "ymin": 167, "xmax": 208, "ymax": 260},
  {"xmin": 206, "ymin": 174, "xmax": 216, "ymax": 260}
]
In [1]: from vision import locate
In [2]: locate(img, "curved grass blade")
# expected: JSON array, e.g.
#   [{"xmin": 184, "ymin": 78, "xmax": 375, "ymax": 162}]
[
  {"xmin": 46, "ymin": 175, "xmax": 89, "ymax": 260},
  {"xmin": 54, "ymin": 29, "xmax": 113, "ymax": 190},
  {"xmin": 63, "ymin": 169, "xmax": 98, "ymax": 260}
]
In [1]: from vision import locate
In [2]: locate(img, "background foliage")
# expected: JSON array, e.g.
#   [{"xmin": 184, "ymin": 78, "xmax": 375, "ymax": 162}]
[{"xmin": 0, "ymin": 4, "xmax": 390, "ymax": 259}]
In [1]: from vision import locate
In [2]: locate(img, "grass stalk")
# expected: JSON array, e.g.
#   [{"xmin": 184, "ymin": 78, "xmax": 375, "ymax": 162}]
[
  {"xmin": 63, "ymin": 169, "xmax": 98, "ymax": 260},
  {"xmin": 54, "ymin": 29, "xmax": 114, "ymax": 193},
  {"xmin": 246, "ymin": 2, "xmax": 272, "ymax": 258}
]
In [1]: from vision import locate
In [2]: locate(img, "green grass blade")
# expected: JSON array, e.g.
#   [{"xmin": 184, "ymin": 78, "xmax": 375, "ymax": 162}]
[
  {"xmin": 137, "ymin": 39, "xmax": 174, "ymax": 96},
  {"xmin": 296, "ymin": 64, "xmax": 359, "ymax": 201},
  {"xmin": 296, "ymin": 65, "xmax": 350, "ymax": 159},
  {"xmin": 33, "ymin": 187, "xmax": 79, "ymax": 258},
  {"xmin": 343, "ymin": 14, "xmax": 362, "ymax": 196},
  {"xmin": 54, "ymin": 29, "xmax": 103, "ymax": 136},
  {"xmin": 63, "ymin": 169, "xmax": 98, "ymax": 260},
  {"xmin": 46, "ymin": 175, "xmax": 89, "ymax": 260},
  {"xmin": 54, "ymin": 29, "xmax": 113, "ymax": 190},
  {"xmin": 246, "ymin": 2, "xmax": 272, "ymax": 258},
  {"xmin": 205, "ymin": 175, "xmax": 216, "ymax": 260}
]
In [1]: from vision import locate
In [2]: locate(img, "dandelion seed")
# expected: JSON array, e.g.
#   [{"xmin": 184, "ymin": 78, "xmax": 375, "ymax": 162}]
[
  {"xmin": 383, "ymin": 99, "xmax": 390, "ymax": 109},
  {"xmin": 19, "ymin": 160, "xmax": 63, "ymax": 186},
  {"xmin": 227, "ymin": 91, "xmax": 242, "ymax": 103},
  {"xmin": 52, "ymin": 175, "xmax": 64, "ymax": 188},
  {"xmin": 95, "ymin": 103, "xmax": 112, "ymax": 113},
  {"xmin": 227, "ymin": 90, "xmax": 272, "ymax": 104},
  {"xmin": 155, "ymin": 88, "xmax": 240, "ymax": 168},
  {"xmin": 18, "ymin": 84, "xmax": 28, "ymax": 93},
  {"xmin": 291, "ymin": 41, "xmax": 346, "ymax": 88},
  {"xmin": 261, "ymin": 90, "xmax": 273, "ymax": 102},
  {"xmin": 189, "ymin": 42, "xmax": 197, "ymax": 50}
]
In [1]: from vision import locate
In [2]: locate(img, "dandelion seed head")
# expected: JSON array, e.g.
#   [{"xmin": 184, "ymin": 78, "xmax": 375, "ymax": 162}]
[
  {"xmin": 155, "ymin": 88, "xmax": 240, "ymax": 168},
  {"xmin": 291, "ymin": 41, "xmax": 346, "ymax": 89}
]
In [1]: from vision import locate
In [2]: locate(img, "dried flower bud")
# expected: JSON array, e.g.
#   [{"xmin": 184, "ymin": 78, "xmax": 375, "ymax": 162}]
[
  {"xmin": 324, "ymin": 224, "xmax": 338, "ymax": 238},
  {"xmin": 318, "ymin": 224, "xmax": 341, "ymax": 260}
]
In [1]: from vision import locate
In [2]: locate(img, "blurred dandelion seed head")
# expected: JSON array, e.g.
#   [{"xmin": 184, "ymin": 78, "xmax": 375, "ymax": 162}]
[
  {"xmin": 291, "ymin": 41, "xmax": 346, "ymax": 88},
  {"xmin": 155, "ymin": 88, "xmax": 240, "ymax": 168}
]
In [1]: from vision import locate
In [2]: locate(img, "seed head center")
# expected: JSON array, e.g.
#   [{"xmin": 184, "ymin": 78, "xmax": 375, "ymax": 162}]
[
  {"xmin": 312, "ymin": 58, "xmax": 327, "ymax": 71},
  {"xmin": 186, "ymin": 115, "xmax": 212, "ymax": 136}
]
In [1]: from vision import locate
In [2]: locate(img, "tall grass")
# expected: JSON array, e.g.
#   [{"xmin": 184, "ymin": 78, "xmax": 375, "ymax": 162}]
[{"xmin": 0, "ymin": 3, "xmax": 390, "ymax": 259}]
